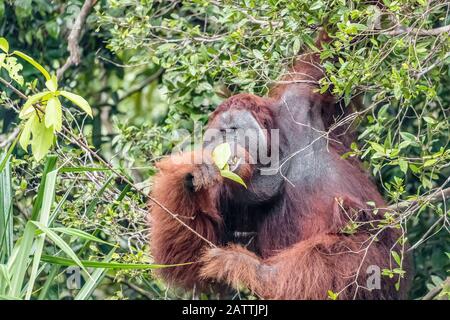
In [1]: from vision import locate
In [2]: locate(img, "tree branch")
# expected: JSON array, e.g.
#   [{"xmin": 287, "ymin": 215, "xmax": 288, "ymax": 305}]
[
  {"xmin": 388, "ymin": 186, "xmax": 450, "ymax": 211},
  {"xmin": 0, "ymin": 127, "xmax": 20, "ymax": 149},
  {"xmin": 57, "ymin": 0, "xmax": 98, "ymax": 80},
  {"xmin": 415, "ymin": 52, "xmax": 450, "ymax": 79},
  {"xmin": 384, "ymin": 23, "xmax": 450, "ymax": 36},
  {"xmin": 0, "ymin": 77, "xmax": 28, "ymax": 100},
  {"xmin": 422, "ymin": 277, "xmax": 450, "ymax": 300},
  {"xmin": 118, "ymin": 68, "xmax": 164, "ymax": 102}
]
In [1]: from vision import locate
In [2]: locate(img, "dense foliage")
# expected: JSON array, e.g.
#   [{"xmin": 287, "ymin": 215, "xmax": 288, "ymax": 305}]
[{"xmin": 0, "ymin": 0, "xmax": 449, "ymax": 300}]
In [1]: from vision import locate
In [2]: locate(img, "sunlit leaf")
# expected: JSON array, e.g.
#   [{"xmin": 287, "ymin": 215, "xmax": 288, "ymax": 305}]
[
  {"xmin": 327, "ymin": 290, "xmax": 339, "ymax": 300},
  {"xmin": 220, "ymin": 170, "xmax": 247, "ymax": 188},
  {"xmin": 13, "ymin": 50, "xmax": 51, "ymax": 80},
  {"xmin": 19, "ymin": 114, "xmax": 36, "ymax": 150},
  {"xmin": 30, "ymin": 121, "xmax": 54, "ymax": 162},
  {"xmin": 19, "ymin": 92, "xmax": 51, "ymax": 119},
  {"xmin": 424, "ymin": 159, "xmax": 438, "ymax": 167},
  {"xmin": 59, "ymin": 91, "xmax": 92, "ymax": 117},
  {"xmin": 44, "ymin": 96, "xmax": 62, "ymax": 132},
  {"xmin": 399, "ymin": 132, "xmax": 417, "ymax": 143},
  {"xmin": 0, "ymin": 37, "xmax": 8, "ymax": 53},
  {"xmin": 45, "ymin": 74, "xmax": 58, "ymax": 92},
  {"xmin": 3, "ymin": 56, "xmax": 24, "ymax": 86},
  {"xmin": 252, "ymin": 49, "xmax": 264, "ymax": 60},
  {"xmin": 423, "ymin": 116, "xmax": 437, "ymax": 124},
  {"xmin": 0, "ymin": 53, "xmax": 6, "ymax": 69},
  {"xmin": 398, "ymin": 159, "xmax": 408, "ymax": 174},
  {"xmin": 212, "ymin": 143, "xmax": 231, "ymax": 170}
]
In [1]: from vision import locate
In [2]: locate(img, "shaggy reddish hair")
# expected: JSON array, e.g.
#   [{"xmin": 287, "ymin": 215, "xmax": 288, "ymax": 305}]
[{"xmin": 148, "ymin": 31, "xmax": 410, "ymax": 299}]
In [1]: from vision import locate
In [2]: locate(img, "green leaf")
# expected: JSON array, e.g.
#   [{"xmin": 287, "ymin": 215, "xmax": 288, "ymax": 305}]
[
  {"xmin": 423, "ymin": 158, "xmax": 438, "ymax": 167},
  {"xmin": 293, "ymin": 38, "xmax": 301, "ymax": 54},
  {"xmin": 369, "ymin": 142, "xmax": 386, "ymax": 155},
  {"xmin": 59, "ymin": 166, "xmax": 111, "ymax": 173},
  {"xmin": 310, "ymin": 1, "xmax": 324, "ymax": 10},
  {"xmin": 398, "ymin": 159, "xmax": 408, "ymax": 174},
  {"xmin": 30, "ymin": 120, "xmax": 54, "ymax": 162},
  {"xmin": 212, "ymin": 143, "xmax": 231, "ymax": 169},
  {"xmin": 13, "ymin": 50, "xmax": 50, "ymax": 80},
  {"xmin": 44, "ymin": 96, "xmax": 62, "ymax": 131},
  {"xmin": 252, "ymin": 49, "xmax": 264, "ymax": 60},
  {"xmin": 0, "ymin": 134, "xmax": 19, "ymax": 174},
  {"xmin": 8, "ymin": 222, "xmax": 37, "ymax": 297},
  {"xmin": 2, "ymin": 56, "xmax": 24, "ymax": 85},
  {"xmin": 0, "ymin": 153, "xmax": 13, "ymax": 266},
  {"xmin": 30, "ymin": 221, "xmax": 89, "ymax": 275},
  {"xmin": 0, "ymin": 295, "xmax": 21, "ymax": 300},
  {"xmin": 0, "ymin": 53, "xmax": 5, "ymax": 68},
  {"xmin": 40, "ymin": 255, "xmax": 193, "ymax": 269},
  {"xmin": 52, "ymin": 227, "xmax": 113, "ymax": 246},
  {"xmin": 59, "ymin": 91, "xmax": 92, "ymax": 117},
  {"xmin": 75, "ymin": 248, "xmax": 116, "ymax": 300},
  {"xmin": 0, "ymin": 37, "xmax": 9, "ymax": 53},
  {"xmin": 19, "ymin": 92, "xmax": 51, "ymax": 119},
  {"xmin": 37, "ymin": 265, "xmax": 60, "ymax": 300},
  {"xmin": 0, "ymin": 264, "xmax": 11, "ymax": 293},
  {"xmin": 19, "ymin": 114, "xmax": 35, "ymax": 151},
  {"xmin": 391, "ymin": 251, "xmax": 401, "ymax": 267},
  {"xmin": 423, "ymin": 116, "xmax": 437, "ymax": 124},
  {"xmin": 220, "ymin": 170, "xmax": 247, "ymax": 188},
  {"xmin": 327, "ymin": 290, "xmax": 339, "ymax": 300},
  {"xmin": 25, "ymin": 169, "xmax": 57, "ymax": 299},
  {"xmin": 44, "ymin": 74, "xmax": 58, "ymax": 92},
  {"xmin": 399, "ymin": 132, "xmax": 417, "ymax": 143}
]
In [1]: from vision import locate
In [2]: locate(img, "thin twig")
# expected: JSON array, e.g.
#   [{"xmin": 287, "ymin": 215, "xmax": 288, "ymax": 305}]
[
  {"xmin": 105, "ymin": 275, "xmax": 154, "ymax": 299},
  {"xmin": 118, "ymin": 69, "xmax": 164, "ymax": 102},
  {"xmin": 0, "ymin": 77, "xmax": 28, "ymax": 99}
]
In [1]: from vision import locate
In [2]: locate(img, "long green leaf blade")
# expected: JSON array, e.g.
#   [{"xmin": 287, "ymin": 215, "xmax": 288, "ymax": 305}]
[
  {"xmin": 13, "ymin": 50, "xmax": 51, "ymax": 80},
  {"xmin": 52, "ymin": 227, "xmax": 113, "ymax": 246},
  {"xmin": 0, "ymin": 152, "xmax": 13, "ymax": 264},
  {"xmin": 25, "ymin": 169, "xmax": 58, "ymax": 299},
  {"xmin": 30, "ymin": 221, "xmax": 89, "ymax": 276},
  {"xmin": 40, "ymin": 255, "xmax": 193, "ymax": 269},
  {"xmin": 75, "ymin": 248, "xmax": 116, "ymax": 300}
]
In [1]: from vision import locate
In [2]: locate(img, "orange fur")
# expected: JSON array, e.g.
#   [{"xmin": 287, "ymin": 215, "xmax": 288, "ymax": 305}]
[
  {"xmin": 148, "ymin": 31, "xmax": 410, "ymax": 299},
  {"xmin": 149, "ymin": 152, "xmax": 223, "ymax": 290}
]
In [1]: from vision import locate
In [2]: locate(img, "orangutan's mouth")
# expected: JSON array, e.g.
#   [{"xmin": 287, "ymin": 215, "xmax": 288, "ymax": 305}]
[{"xmin": 228, "ymin": 155, "xmax": 242, "ymax": 172}]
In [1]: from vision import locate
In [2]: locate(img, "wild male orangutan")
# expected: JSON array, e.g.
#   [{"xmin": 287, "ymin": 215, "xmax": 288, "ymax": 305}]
[{"xmin": 148, "ymin": 33, "xmax": 409, "ymax": 300}]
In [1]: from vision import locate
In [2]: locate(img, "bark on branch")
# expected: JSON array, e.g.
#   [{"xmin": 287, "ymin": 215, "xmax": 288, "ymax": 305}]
[
  {"xmin": 57, "ymin": 0, "xmax": 98, "ymax": 80},
  {"xmin": 383, "ymin": 24, "xmax": 450, "ymax": 36},
  {"xmin": 388, "ymin": 186, "xmax": 450, "ymax": 211}
]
